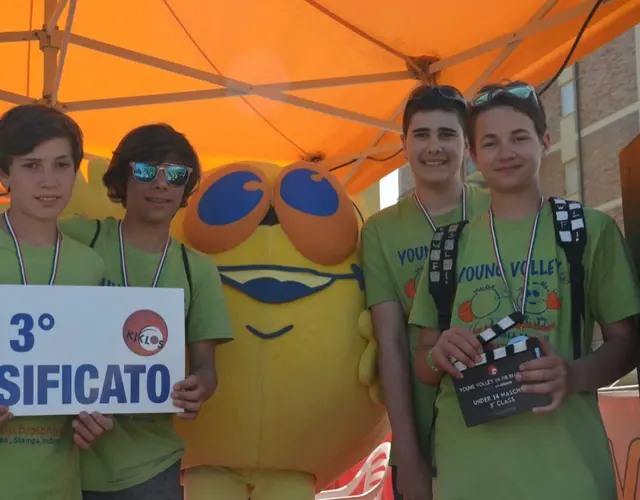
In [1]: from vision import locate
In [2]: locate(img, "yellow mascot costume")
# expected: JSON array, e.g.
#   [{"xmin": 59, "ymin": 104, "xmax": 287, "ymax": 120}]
[{"xmin": 171, "ymin": 160, "xmax": 389, "ymax": 500}]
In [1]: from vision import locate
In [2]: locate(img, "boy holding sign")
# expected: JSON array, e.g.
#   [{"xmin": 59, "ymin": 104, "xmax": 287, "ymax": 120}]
[
  {"xmin": 409, "ymin": 81, "xmax": 640, "ymax": 499},
  {"xmin": 60, "ymin": 124, "xmax": 233, "ymax": 500},
  {"xmin": 0, "ymin": 105, "xmax": 112, "ymax": 499}
]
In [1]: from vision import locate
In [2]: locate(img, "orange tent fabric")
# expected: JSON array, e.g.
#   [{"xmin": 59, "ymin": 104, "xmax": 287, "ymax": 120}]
[{"xmin": 0, "ymin": 0, "xmax": 638, "ymax": 194}]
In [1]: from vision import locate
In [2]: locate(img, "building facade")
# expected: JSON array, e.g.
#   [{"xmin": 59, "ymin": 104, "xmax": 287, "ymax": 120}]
[{"xmin": 397, "ymin": 25, "xmax": 640, "ymax": 234}]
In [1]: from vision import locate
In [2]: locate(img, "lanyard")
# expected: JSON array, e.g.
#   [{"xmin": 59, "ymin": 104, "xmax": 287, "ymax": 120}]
[
  {"xmin": 118, "ymin": 221, "xmax": 170, "ymax": 287},
  {"xmin": 413, "ymin": 185, "xmax": 467, "ymax": 232},
  {"xmin": 4, "ymin": 212, "xmax": 61, "ymax": 285},
  {"xmin": 488, "ymin": 198, "xmax": 544, "ymax": 316}
]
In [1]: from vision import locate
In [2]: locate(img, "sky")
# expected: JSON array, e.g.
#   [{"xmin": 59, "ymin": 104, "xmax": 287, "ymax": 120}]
[{"xmin": 378, "ymin": 169, "xmax": 399, "ymax": 210}]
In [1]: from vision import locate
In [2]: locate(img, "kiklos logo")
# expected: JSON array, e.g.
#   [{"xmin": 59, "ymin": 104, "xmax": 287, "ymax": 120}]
[
  {"xmin": 488, "ymin": 365, "xmax": 498, "ymax": 376},
  {"xmin": 123, "ymin": 310, "xmax": 168, "ymax": 356}
]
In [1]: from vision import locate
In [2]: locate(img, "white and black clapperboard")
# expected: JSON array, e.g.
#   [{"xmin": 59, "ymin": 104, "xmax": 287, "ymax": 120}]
[{"xmin": 451, "ymin": 312, "xmax": 552, "ymax": 428}]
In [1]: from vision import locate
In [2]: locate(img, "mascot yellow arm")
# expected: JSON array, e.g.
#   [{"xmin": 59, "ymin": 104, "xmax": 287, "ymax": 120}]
[{"xmin": 357, "ymin": 309, "xmax": 384, "ymax": 405}]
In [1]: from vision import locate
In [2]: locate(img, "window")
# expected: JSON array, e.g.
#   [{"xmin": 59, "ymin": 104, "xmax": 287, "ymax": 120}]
[
  {"xmin": 561, "ymin": 83, "xmax": 575, "ymax": 116},
  {"xmin": 564, "ymin": 159, "xmax": 580, "ymax": 197}
]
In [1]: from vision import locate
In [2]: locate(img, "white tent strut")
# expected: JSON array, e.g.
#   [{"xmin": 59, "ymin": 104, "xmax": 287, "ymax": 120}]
[
  {"xmin": 0, "ymin": 0, "xmax": 615, "ymax": 131},
  {"xmin": 60, "ymin": 71, "xmax": 413, "ymax": 112},
  {"xmin": 0, "ymin": 0, "xmax": 621, "ymax": 182}
]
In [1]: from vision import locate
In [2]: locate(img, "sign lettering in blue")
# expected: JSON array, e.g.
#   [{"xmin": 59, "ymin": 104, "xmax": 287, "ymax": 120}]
[{"xmin": 0, "ymin": 285, "xmax": 185, "ymax": 417}]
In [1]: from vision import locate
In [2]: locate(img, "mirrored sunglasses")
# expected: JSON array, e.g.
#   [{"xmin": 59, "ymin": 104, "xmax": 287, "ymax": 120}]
[
  {"xmin": 130, "ymin": 162, "xmax": 192, "ymax": 187},
  {"xmin": 471, "ymin": 84, "xmax": 540, "ymax": 107}
]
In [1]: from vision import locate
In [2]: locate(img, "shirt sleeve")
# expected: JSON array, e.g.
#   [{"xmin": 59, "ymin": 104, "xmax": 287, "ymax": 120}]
[
  {"xmin": 408, "ymin": 261, "xmax": 439, "ymax": 330},
  {"xmin": 587, "ymin": 216, "xmax": 640, "ymax": 325},
  {"xmin": 361, "ymin": 220, "xmax": 400, "ymax": 308},
  {"xmin": 186, "ymin": 254, "xmax": 234, "ymax": 344},
  {"xmin": 58, "ymin": 216, "xmax": 100, "ymax": 246}
]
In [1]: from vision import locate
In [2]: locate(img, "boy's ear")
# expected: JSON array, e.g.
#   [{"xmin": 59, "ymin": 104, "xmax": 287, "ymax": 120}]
[{"xmin": 401, "ymin": 134, "xmax": 409, "ymax": 161}]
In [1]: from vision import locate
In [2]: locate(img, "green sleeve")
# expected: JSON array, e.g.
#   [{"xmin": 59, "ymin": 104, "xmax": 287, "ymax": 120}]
[
  {"xmin": 186, "ymin": 255, "xmax": 234, "ymax": 344},
  {"xmin": 588, "ymin": 217, "xmax": 640, "ymax": 325},
  {"xmin": 58, "ymin": 215, "xmax": 100, "ymax": 246},
  {"xmin": 408, "ymin": 261, "xmax": 439, "ymax": 330},
  {"xmin": 361, "ymin": 220, "xmax": 400, "ymax": 308}
]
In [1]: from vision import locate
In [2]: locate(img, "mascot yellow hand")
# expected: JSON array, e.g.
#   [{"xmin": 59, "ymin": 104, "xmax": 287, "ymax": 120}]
[
  {"xmin": 357, "ymin": 310, "xmax": 383, "ymax": 406},
  {"xmin": 172, "ymin": 161, "xmax": 390, "ymax": 500}
]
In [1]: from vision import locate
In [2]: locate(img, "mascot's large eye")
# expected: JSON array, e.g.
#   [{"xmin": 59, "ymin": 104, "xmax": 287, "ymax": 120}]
[
  {"xmin": 274, "ymin": 162, "xmax": 358, "ymax": 266},
  {"xmin": 279, "ymin": 169, "xmax": 339, "ymax": 216},
  {"xmin": 183, "ymin": 163, "xmax": 271, "ymax": 254}
]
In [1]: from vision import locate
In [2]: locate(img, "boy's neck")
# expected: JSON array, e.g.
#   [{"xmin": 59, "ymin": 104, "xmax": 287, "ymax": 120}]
[
  {"xmin": 120, "ymin": 214, "xmax": 171, "ymax": 253},
  {"xmin": 414, "ymin": 176, "xmax": 463, "ymax": 216},
  {"xmin": 3, "ymin": 207, "xmax": 58, "ymax": 247},
  {"xmin": 490, "ymin": 184, "xmax": 544, "ymax": 220}
]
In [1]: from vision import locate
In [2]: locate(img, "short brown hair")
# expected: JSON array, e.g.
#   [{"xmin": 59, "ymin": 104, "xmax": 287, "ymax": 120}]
[{"xmin": 0, "ymin": 104, "xmax": 83, "ymax": 173}]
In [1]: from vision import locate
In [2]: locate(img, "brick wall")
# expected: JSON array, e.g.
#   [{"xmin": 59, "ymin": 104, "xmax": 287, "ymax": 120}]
[
  {"xmin": 577, "ymin": 30, "xmax": 637, "ymax": 128},
  {"xmin": 581, "ymin": 112, "xmax": 639, "ymax": 209},
  {"xmin": 534, "ymin": 28, "xmax": 638, "ymax": 237}
]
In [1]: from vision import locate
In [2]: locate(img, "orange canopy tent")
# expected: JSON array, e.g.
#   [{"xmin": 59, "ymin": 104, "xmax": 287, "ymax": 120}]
[{"xmin": 0, "ymin": 0, "xmax": 638, "ymax": 196}]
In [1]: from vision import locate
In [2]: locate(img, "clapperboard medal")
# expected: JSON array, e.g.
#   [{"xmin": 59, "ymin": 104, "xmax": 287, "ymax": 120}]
[{"xmin": 451, "ymin": 314, "xmax": 551, "ymax": 427}]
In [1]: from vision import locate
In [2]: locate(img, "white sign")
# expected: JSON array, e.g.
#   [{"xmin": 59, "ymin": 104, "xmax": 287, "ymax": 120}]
[{"xmin": 0, "ymin": 285, "xmax": 185, "ymax": 417}]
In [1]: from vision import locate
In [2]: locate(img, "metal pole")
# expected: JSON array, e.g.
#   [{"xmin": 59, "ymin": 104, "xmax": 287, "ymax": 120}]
[{"xmin": 42, "ymin": 0, "xmax": 59, "ymax": 101}]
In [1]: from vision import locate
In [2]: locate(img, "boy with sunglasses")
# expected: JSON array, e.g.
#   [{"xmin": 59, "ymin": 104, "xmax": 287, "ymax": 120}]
[
  {"xmin": 410, "ymin": 81, "xmax": 640, "ymax": 499},
  {"xmin": 361, "ymin": 85, "xmax": 490, "ymax": 499},
  {"xmin": 59, "ymin": 124, "xmax": 234, "ymax": 500},
  {"xmin": 0, "ymin": 104, "xmax": 112, "ymax": 499}
]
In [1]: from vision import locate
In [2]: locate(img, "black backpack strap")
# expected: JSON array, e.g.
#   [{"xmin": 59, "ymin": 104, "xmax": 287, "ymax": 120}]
[
  {"xmin": 181, "ymin": 244, "xmax": 194, "ymax": 320},
  {"xmin": 427, "ymin": 221, "xmax": 468, "ymax": 333},
  {"xmin": 89, "ymin": 219, "xmax": 101, "ymax": 248},
  {"xmin": 549, "ymin": 197, "xmax": 587, "ymax": 360}
]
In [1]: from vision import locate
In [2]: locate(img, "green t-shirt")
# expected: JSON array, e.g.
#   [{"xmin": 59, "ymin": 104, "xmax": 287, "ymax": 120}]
[
  {"xmin": 409, "ymin": 204, "xmax": 640, "ymax": 500},
  {"xmin": 0, "ymin": 227, "xmax": 105, "ymax": 500},
  {"xmin": 361, "ymin": 184, "xmax": 490, "ymax": 465},
  {"xmin": 59, "ymin": 216, "xmax": 234, "ymax": 492}
]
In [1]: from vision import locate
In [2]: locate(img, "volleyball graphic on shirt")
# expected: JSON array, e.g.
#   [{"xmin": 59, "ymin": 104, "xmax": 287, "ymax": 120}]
[{"xmin": 122, "ymin": 309, "xmax": 168, "ymax": 356}]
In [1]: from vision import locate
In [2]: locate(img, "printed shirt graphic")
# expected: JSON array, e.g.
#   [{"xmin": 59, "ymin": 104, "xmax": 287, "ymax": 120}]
[
  {"xmin": 59, "ymin": 216, "xmax": 234, "ymax": 491},
  {"xmin": 361, "ymin": 184, "xmax": 490, "ymax": 464},
  {"xmin": 0, "ymin": 228, "xmax": 105, "ymax": 500},
  {"xmin": 409, "ymin": 205, "xmax": 640, "ymax": 500}
]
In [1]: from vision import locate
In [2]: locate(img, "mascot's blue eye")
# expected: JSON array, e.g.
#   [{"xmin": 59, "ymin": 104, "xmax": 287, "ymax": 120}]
[
  {"xmin": 279, "ymin": 168, "xmax": 339, "ymax": 216},
  {"xmin": 198, "ymin": 171, "xmax": 264, "ymax": 225}
]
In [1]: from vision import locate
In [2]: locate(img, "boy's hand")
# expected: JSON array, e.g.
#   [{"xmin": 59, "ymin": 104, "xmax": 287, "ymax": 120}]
[
  {"xmin": 0, "ymin": 406, "xmax": 12, "ymax": 430},
  {"xmin": 73, "ymin": 412, "xmax": 114, "ymax": 449},
  {"xmin": 172, "ymin": 374, "xmax": 206, "ymax": 419}
]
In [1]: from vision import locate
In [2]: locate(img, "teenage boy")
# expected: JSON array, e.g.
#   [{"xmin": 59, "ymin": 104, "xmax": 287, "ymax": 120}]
[
  {"xmin": 59, "ymin": 123, "xmax": 234, "ymax": 500},
  {"xmin": 361, "ymin": 85, "xmax": 491, "ymax": 499},
  {"xmin": 0, "ymin": 104, "xmax": 111, "ymax": 499},
  {"xmin": 410, "ymin": 81, "xmax": 640, "ymax": 500}
]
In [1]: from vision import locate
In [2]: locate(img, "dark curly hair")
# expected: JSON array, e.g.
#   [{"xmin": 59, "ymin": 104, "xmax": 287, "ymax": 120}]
[{"xmin": 103, "ymin": 123, "xmax": 201, "ymax": 208}]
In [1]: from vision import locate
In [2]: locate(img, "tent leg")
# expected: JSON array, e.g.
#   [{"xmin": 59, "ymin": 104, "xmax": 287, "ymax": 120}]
[{"xmin": 41, "ymin": 0, "xmax": 59, "ymax": 101}]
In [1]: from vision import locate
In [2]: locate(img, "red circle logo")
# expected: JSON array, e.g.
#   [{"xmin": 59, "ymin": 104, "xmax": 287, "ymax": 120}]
[
  {"xmin": 488, "ymin": 365, "xmax": 498, "ymax": 376},
  {"xmin": 122, "ymin": 310, "xmax": 168, "ymax": 356}
]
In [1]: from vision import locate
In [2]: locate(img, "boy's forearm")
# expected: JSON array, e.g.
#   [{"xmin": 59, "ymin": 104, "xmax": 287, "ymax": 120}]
[
  {"xmin": 568, "ymin": 333, "xmax": 637, "ymax": 394},
  {"xmin": 378, "ymin": 334, "xmax": 424, "ymax": 464}
]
